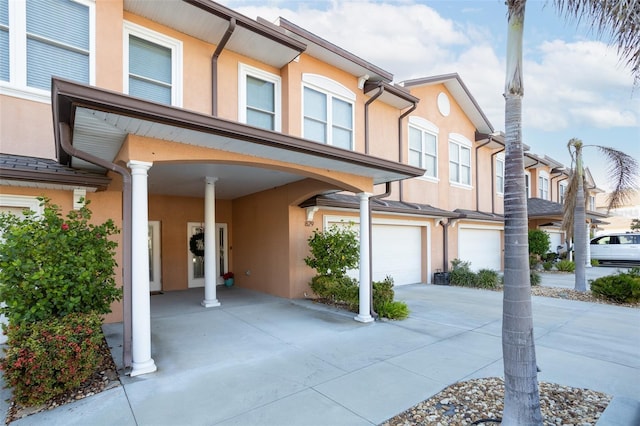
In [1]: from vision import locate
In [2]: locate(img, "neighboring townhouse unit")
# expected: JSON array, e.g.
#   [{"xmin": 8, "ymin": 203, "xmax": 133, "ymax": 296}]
[{"xmin": 0, "ymin": 0, "xmax": 600, "ymax": 374}]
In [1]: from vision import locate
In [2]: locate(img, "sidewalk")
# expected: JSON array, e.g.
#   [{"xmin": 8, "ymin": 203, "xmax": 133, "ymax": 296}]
[{"xmin": 3, "ymin": 279, "xmax": 639, "ymax": 425}]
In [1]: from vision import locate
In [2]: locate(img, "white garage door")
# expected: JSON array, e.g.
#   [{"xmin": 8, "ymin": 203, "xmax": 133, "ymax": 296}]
[
  {"xmin": 546, "ymin": 230, "xmax": 563, "ymax": 253},
  {"xmin": 458, "ymin": 227, "xmax": 502, "ymax": 271},
  {"xmin": 372, "ymin": 224, "xmax": 423, "ymax": 285}
]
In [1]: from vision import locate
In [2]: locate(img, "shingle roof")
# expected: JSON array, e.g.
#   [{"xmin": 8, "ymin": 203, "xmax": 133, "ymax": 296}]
[
  {"xmin": 527, "ymin": 197, "xmax": 563, "ymax": 217},
  {"xmin": 299, "ymin": 193, "xmax": 459, "ymax": 218},
  {"xmin": 454, "ymin": 209, "xmax": 503, "ymax": 222},
  {"xmin": 0, "ymin": 154, "xmax": 111, "ymax": 190}
]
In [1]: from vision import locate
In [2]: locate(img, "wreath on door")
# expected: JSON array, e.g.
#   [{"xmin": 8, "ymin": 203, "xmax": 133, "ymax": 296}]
[{"xmin": 189, "ymin": 231, "xmax": 205, "ymax": 257}]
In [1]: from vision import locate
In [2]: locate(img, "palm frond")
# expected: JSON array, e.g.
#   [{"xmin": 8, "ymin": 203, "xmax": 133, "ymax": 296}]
[
  {"xmin": 597, "ymin": 145, "xmax": 640, "ymax": 210},
  {"xmin": 554, "ymin": 0, "xmax": 640, "ymax": 83},
  {"xmin": 561, "ymin": 170, "xmax": 588, "ymax": 240}
]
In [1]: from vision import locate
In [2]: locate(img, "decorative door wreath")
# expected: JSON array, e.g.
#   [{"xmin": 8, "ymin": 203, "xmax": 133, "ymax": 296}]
[{"xmin": 189, "ymin": 231, "xmax": 205, "ymax": 257}]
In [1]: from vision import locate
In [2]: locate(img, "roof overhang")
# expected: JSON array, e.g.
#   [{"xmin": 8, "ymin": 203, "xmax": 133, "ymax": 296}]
[
  {"xmin": 123, "ymin": 0, "xmax": 306, "ymax": 68},
  {"xmin": 400, "ymin": 73, "xmax": 494, "ymax": 135},
  {"xmin": 364, "ymin": 81, "xmax": 419, "ymax": 110},
  {"xmin": 272, "ymin": 17, "xmax": 394, "ymax": 83},
  {"xmin": 51, "ymin": 79, "xmax": 425, "ymax": 196}
]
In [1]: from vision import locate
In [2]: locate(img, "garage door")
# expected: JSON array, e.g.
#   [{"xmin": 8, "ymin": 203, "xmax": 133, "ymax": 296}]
[
  {"xmin": 372, "ymin": 224, "xmax": 423, "ymax": 285},
  {"xmin": 458, "ymin": 227, "xmax": 502, "ymax": 271},
  {"xmin": 546, "ymin": 230, "xmax": 563, "ymax": 253}
]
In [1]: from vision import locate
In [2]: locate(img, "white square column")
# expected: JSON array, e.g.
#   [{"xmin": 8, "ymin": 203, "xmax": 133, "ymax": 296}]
[
  {"xmin": 202, "ymin": 177, "xmax": 221, "ymax": 307},
  {"xmin": 128, "ymin": 160, "xmax": 157, "ymax": 377},
  {"xmin": 355, "ymin": 192, "xmax": 374, "ymax": 323}
]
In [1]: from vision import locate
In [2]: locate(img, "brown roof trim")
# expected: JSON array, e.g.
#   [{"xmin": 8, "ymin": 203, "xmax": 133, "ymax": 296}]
[
  {"xmin": 0, "ymin": 154, "xmax": 111, "ymax": 190},
  {"xmin": 364, "ymin": 81, "xmax": 420, "ymax": 109},
  {"xmin": 401, "ymin": 73, "xmax": 494, "ymax": 133},
  {"xmin": 182, "ymin": 0, "xmax": 306, "ymax": 53},
  {"xmin": 276, "ymin": 17, "xmax": 394, "ymax": 82},
  {"xmin": 300, "ymin": 193, "xmax": 459, "ymax": 218},
  {"xmin": 52, "ymin": 78, "xmax": 425, "ymax": 182}
]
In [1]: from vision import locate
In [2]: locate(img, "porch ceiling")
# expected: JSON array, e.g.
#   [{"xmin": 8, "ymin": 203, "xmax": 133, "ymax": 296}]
[{"xmin": 52, "ymin": 79, "xmax": 425, "ymax": 199}]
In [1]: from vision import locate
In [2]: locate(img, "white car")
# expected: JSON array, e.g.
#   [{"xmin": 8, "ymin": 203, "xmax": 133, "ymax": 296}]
[{"xmin": 590, "ymin": 233, "xmax": 640, "ymax": 262}]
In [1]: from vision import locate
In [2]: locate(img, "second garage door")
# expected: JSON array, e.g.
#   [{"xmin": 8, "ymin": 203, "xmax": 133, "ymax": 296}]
[
  {"xmin": 372, "ymin": 224, "xmax": 423, "ymax": 285},
  {"xmin": 458, "ymin": 227, "xmax": 502, "ymax": 271}
]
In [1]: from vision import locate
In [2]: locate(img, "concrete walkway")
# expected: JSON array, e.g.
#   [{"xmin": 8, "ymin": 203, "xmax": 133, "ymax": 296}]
[{"xmin": 3, "ymin": 274, "xmax": 639, "ymax": 425}]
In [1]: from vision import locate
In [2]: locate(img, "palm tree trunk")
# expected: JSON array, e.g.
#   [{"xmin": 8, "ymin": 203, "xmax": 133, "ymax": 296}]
[
  {"xmin": 502, "ymin": 1, "xmax": 542, "ymax": 424},
  {"xmin": 573, "ymin": 145, "xmax": 587, "ymax": 291}
]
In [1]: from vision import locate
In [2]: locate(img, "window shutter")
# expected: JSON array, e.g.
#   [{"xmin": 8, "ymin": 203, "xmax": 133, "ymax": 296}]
[{"xmin": 0, "ymin": 0, "xmax": 8, "ymax": 82}]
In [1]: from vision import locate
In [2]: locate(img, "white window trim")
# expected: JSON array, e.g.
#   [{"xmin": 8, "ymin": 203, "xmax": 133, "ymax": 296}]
[
  {"xmin": 0, "ymin": 0, "xmax": 95, "ymax": 103},
  {"xmin": 496, "ymin": 152, "xmax": 505, "ymax": 196},
  {"xmin": 559, "ymin": 181, "xmax": 567, "ymax": 204},
  {"xmin": 123, "ymin": 20, "xmax": 182, "ymax": 107},
  {"xmin": 538, "ymin": 170, "xmax": 550, "ymax": 200},
  {"xmin": 0, "ymin": 194, "xmax": 43, "ymax": 216},
  {"xmin": 448, "ymin": 133, "xmax": 472, "ymax": 189},
  {"xmin": 408, "ymin": 116, "xmax": 439, "ymax": 182},
  {"xmin": 302, "ymin": 73, "xmax": 355, "ymax": 149},
  {"xmin": 238, "ymin": 63, "xmax": 281, "ymax": 131},
  {"xmin": 525, "ymin": 170, "xmax": 532, "ymax": 198}
]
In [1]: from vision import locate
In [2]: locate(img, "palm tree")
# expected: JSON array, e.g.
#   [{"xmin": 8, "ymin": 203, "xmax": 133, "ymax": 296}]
[
  {"xmin": 562, "ymin": 139, "xmax": 639, "ymax": 292},
  {"xmin": 501, "ymin": 0, "xmax": 639, "ymax": 423}
]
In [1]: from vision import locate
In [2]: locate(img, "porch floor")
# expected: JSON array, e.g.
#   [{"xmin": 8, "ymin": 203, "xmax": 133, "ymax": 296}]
[{"xmin": 6, "ymin": 278, "xmax": 640, "ymax": 425}]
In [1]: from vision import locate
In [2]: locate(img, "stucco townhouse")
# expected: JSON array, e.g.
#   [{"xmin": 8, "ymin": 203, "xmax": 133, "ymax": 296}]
[{"xmin": 0, "ymin": 0, "xmax": 603, "ymax": 376}]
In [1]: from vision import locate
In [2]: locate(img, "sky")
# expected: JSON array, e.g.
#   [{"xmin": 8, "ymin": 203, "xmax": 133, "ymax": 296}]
[{"xmin": 219, "ymin": 0, "xmax": 639, "ymax": 192}]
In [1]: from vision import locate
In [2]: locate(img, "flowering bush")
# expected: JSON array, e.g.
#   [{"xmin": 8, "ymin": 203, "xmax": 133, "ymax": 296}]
[
  {"xmin": 0, "ymin": 197, "xmax": 122, "ymax": 324},
  {"xmin": 223, "ymin": 272, "xmax": 234, "ymax": 280},
  {"xmin": 0, "ymin": 312, "xmax": 104, "ymax": 405}
]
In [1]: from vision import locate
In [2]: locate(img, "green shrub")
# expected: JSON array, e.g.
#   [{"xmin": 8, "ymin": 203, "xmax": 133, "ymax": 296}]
[
  {"xmin": 590, "ymin": 272, "xmax": 640, "ymax": 303},
  {"xmin": 528, "ymin": 229, "xmax": 551, "ymax": 258},
  {"xmin": 591, "ymin": 259, "xmax": 600, "ymax": 267},
  {"xmin": 542, "ymin": 261, "xmax": 554, "ymax": 271},
  {"xmin": 376, "ymin": 300, "xmax": 409, "ymax": 320},
  {"xmin": 476, "ymin": 269, "xmax": 500, "ymax": 289},
  {"xmin": 0, "ymin": 312, "xmax": 104, "ymax": 406},
  {"xmin": 530, "ymin": 270, "xmax": 541, "ymax": 286},
  {"xmin": 373, "ymin": 276, "xmax": 395, "ymax": 308},
  {"xmin": 556, "ymin": 260, "xmax": 576, "ymax": 273},
  {"xmin": 529, "ymin": 254, "xmax": 540, "ymax": 269},
  {"xmin": 0, "ymin": 198, "xmax": 122, "ymax": 324},
  {"xmin": 304, "ymin": 223, "xmax": 359, "ymax": 278},
  {"xmin": 449, "ymin": 259, "xmax": 477, "ymax": 287}
]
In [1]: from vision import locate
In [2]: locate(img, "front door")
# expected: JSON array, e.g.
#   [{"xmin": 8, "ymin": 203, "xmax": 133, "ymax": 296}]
[
  {"xmin": 148, "ymin": 221, "xmax": 162, "ymax": 292},
  {"xmin": 187, "ymin": 222, "xmax": 228, "ymax": 288}
]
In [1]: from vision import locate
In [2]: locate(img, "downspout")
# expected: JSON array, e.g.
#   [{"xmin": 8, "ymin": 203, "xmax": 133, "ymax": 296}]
[
  {"xmin": 58, "ymin": 123, "xmax": 133, "ymax": 369},
  {"xmin": 474, "ymin": 137, "xmax": 492, "ymax": 211},
  {"xmin": 441, "ymin": 219, "xmax": 450, "ymax": 272},
  {"xmin": 211, "ymin": 17, "xmax": 236, "ymax": 116},
  {"xmin": 398, "ymin": 101, "xmax": 417, "ymax": 203},
  {"xmin": 364, "ymin": 83, "xmax": 384, "ymax": 154},
  {"xmin": 368, "ymin": 182, "xmax": 391, "ymax": 318},
  {"xmin": 490, "ymin": 147, "xmax": 505, "ymax": 214}
]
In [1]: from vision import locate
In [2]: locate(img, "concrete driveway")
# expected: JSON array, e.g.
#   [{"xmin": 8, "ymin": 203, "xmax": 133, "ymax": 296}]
[{"xmin": 3, "ymin": 277, "xmax": 639, "ymax": 425}]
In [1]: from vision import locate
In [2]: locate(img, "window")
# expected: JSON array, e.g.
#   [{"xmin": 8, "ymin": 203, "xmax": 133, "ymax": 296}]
[
  {"xmin": 559, "ymin": 182, "xmax": 567, "ymax": 204},
  {"xmin": 496, "ymin": 154, "xmax": 505, "ymax": 194},
  {"xmin": 449, "ymin": 134, "xmax": 472, "ymax": 186},
  {"xmin": 238, "ymin": 63, "xmax": 281, "ymax": 131},
  {"xmin": 538, "ymin": 172, "xmax": 549, "ymax": 200},
  {"xmin": 408, "ymin": 117, "xmax": 438, "ymax": 179},
  {"xmin": 0, "ymin": 0, "xmax": 94, "ymax": 102},
  {"xmin": 123, "ymin": 21, "xmax": 182, "ymax": 106},
  {"xmin": 589, "ymin": 195, "xmax": 595, "ymax": 211},
  {"xmin": 525, "ymin": 172, "xmax": 531, "ymax": 198},
  {"xmin": 302, "ymin": 74, "xmax": 355, "ymax": 150}
]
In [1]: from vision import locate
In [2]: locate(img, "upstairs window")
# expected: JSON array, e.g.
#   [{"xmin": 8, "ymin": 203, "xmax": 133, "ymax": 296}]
[
  {"xmin": 239, "ymin": 63, "xmax": 281, "ymax": 131},
  {"xmin": 302, "ymin": 74, "xmax": 354, "ymax": 150},
  {"xmin": 0, "ymin": 0, "xmax": 94, "ymax": 102},
  {"xmin": 525, "ymin": 172, "xmax": 531, "ymax": 198},
  {"xmin": 589, "ymin": 195, "xmax": 595, "ymax": 211},
  {"xmin": 496, "ymin": 154, "xmax": 505, "ymax": 194},
  {"xmin": 449, "ymin": 134, "xmax": 472, "ymax": 186},
  {"xmin": 538, "ymin": 172, "xmax": 549, "ymax": 200},
  {"xmin": 123, "ymin": 22, "xmax": 182, "ymax": 107},
  {"xmin": 559, "ymin": 182, "xmax": 567, "ymax": 204},
  {"xmin": 408, "ymin": 116, "xmax": 438, "ymax": 179}
]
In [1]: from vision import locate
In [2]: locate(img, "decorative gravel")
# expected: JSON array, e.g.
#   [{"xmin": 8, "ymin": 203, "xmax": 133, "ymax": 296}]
[
  {"xmin": 529, "ymin": 285, "xmax": 639, "ymax": 308},
  {"xmin": 380, "ymin": 377, "xmax": 611, "ymax": 426}
]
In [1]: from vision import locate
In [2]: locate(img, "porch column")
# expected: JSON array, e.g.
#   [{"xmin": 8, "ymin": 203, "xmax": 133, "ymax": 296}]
[
  {"xmin": 128, "ymin": 160, "xmax": 157, "ymax": 377},
  {"xmin": 202, "ymin": 177, "xmax": 221, "ymax": 307},
  {"xmin": 355, "ymin": 192, "xmax": 374, "ymax": 323}
]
